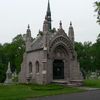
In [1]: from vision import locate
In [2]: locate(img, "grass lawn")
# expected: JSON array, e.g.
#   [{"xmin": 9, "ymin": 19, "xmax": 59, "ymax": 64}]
[
  {"xmin": 0, "ymin": 84, "xmax": 84, "ymax": 100},
  {"xmin": 83, "ymin": 79, "xmax": 100, "ymax": 88}
]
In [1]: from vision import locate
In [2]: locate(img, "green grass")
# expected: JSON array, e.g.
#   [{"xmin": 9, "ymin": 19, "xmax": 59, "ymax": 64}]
[
  {"xmin": 83, "ymin": 79, "xmax": 100, "ymax": 88},
  {"xmin": 0, "ymin": 84, "xmax": 83, "ymax": 100}
]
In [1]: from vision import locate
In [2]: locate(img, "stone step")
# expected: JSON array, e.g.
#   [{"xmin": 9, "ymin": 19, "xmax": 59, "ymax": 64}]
[{"xmin": 52, "ymin": 80, "xmax": 68, "ymax": 85}]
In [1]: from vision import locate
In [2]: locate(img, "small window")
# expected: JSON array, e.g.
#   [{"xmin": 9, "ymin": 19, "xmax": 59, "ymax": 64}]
[
  {"xmin": 29, "ymin": 62, "xmax": 32, "ymax": 73},
  {"xmin": 36, "ymin": 61, "xmax": 39, "ymax": 73}
]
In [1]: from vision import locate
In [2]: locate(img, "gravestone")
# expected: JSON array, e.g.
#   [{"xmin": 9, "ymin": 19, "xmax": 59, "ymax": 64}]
[
  {"xmin": 89, "ymin": 72, "xmax": 97, "ymax": 79},
  {"xmin": 12, "ymin": 69, "xmax": 18, "ymax": 83}
]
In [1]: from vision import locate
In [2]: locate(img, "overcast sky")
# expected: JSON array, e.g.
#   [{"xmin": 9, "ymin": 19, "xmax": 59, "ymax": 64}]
[{"xmin": 0, "ymin": 0, "xmax": 99, "ymax": 44}]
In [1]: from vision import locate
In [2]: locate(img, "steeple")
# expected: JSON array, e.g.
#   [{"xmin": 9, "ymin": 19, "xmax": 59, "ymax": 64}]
[
  {"xmin": 45, "ymin": 0, "xmax": 52, "ymax": 30},
  {"xmin": 68, "ymin": 22, "xmax": 74, "ymax": 44},
  {"xmin": 47, "ymin": 0, "xmax": 51, "ymax": 16}
]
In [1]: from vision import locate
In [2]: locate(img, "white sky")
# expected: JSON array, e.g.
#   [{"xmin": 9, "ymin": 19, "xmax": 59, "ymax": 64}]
[{"xmin": 0, "ymin": 0, "xmax": 99, "ymax": 44}]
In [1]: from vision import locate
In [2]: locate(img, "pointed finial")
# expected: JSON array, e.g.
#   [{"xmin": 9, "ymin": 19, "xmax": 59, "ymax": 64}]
[
  {"xmin": 59, "ymin": 20, "xmax": 62, "ymax": 29},
  {"xmin": 70, "ymin": 21, "xmax": 72, "ymax": 26},
  {"xmin": 26, "ymin": 24, "xmax": 31, "ymax": 38},
  {"xmin": 47, "ymin": 0, "xmax": 51, "ymax": 16},
  {"xmin": 28, "ymin": 24, "xmax": 30, "ymax": 29},
  {"xmin": 48, "ymin": 0, "xmax": 50, "ymax": 4},
  {"xmin": 48, "ymin": 0, "xmax": 50, "ymax": 11}
]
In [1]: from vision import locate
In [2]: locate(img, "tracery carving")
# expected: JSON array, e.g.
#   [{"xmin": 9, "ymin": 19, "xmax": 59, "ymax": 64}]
[{"xmin": 49, "ymin": 36, "xmax": 74, "ymax": 54}]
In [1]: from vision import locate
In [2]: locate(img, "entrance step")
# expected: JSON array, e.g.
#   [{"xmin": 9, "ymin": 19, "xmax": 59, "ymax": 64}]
[
  {"xmin": 52, "ymin": 80, "xmax": 83, "ymax": 86},
  {"xmin": 52, "ymin": 80, "xmax": 68, "ymax": 85}
]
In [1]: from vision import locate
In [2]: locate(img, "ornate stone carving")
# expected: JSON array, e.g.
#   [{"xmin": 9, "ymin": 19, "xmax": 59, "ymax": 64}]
[{"xmin": 50, "ymin": 36, "xmax": 74, "ymax": 55}]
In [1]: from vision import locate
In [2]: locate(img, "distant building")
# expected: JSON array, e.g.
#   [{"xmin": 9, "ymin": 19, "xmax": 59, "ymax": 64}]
[{"xmin": 19, "ymin": 0, "xmax": 83, "ymax": 85}]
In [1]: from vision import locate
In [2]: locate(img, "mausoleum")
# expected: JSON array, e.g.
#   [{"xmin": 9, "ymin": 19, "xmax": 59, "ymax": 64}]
[{"xmin": 19, "ymin": 0, "xmax": 83, "ymax": 85}]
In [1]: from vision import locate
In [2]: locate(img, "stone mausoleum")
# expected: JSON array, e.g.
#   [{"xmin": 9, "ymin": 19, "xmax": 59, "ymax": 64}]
[{"xmin": 19, "ymin": 1, "xmax": 83, "ymax": 85}]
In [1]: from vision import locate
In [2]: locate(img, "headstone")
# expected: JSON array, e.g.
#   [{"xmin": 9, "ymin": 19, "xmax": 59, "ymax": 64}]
[
  {"xmin": 89, "ymin": 72, "xmax": 97, "ymax": 79},
  {"xmin": 98, "ymin": 76, "xmax": 100, "ymax": 79},
  {"xmin": 4, "ymin": 62, "xmax": 12, "ymax": 84},
  {"xmin": 12, "ymin": 69, "xmax": 18, "ymax": 83}
]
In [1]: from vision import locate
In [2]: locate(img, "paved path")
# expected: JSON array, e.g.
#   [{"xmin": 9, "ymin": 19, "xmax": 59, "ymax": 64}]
[{"xmin": 28, "ymin": 90, "xmax": 100, "ymax": 100}]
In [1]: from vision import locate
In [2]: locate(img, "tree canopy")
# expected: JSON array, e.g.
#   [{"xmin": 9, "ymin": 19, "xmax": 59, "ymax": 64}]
[{"xmin": 0, "ymin": 34, "xmax": 25, "ymax": 82}]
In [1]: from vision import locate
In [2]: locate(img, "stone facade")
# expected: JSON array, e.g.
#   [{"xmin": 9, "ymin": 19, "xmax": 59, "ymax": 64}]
[{"xmin": 19, "ymin": 1, "xmax": 83, "ymax": 85}]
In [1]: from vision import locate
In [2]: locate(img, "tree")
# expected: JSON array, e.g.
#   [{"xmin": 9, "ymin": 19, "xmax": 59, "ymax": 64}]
[
  {"xmin": 0, "ymin": 34, "xmax": 25, "ymax": 82},
  {"xmin": 75, "ymin": 34, "xmax": 100, "ymax": 77},
  {"xmin": 94, "ymin": 1, "xmax": 100, "ymax": 25},
  {"xmin": 11, "ymin": 34, "xmax": 25, "ymax": 72},
  {"xmin": 75, "ymin": 41, "xmax": 95, "ymax": 78},
  {"xmin": 92, "ymin": 34, "xmax": 100, "ymax": 71}
]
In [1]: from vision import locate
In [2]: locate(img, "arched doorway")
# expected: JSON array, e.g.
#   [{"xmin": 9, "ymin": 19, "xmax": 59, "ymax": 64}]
[{"xmin": 53, "ymin": 60, "xmax": 64, "ymax": 79}]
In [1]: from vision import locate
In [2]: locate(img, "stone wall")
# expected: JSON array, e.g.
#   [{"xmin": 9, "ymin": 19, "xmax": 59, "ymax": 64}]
[{"xmin": 19, "ymin": 50, "xmax": 44, "ymax": 84}]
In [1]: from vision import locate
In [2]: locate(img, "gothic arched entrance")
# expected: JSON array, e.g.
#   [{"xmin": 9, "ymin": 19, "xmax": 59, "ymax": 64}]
[{"xmin": 53, "ymin": 60, "xmax": 64, "ymax": 79}]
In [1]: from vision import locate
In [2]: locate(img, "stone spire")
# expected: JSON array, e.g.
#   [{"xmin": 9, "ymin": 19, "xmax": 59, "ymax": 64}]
[
  {"xmin": 45, "ymin": 0, "xmax": 52, "ymax": 30},
  {"xmin": 47, "ymin": 0, "xmax": 51, "ymax": 16},
  {"xmin": 25, "ymin": 24, "xmax": 32, "ymax": 51},
  {"xmin": 26, "ymin": 24, "xmax": 31, "ymax": 38},
  {"xmin": 68, "ymin": 22, "xmax": 74, "ymax": 44}
]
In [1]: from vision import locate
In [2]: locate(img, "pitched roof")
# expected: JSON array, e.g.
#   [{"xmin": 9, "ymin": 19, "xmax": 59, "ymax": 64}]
[{"xmin": 31, "ymin": 35, "xmax": 44, "ymax": 51}]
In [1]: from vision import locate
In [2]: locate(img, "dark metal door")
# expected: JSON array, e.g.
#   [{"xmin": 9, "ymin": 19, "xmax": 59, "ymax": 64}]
[{"xmin": 53, "ymin": 60, "xmax": 64, "ymax": 79}]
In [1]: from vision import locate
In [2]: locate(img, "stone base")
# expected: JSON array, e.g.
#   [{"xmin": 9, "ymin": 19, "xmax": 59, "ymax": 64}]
[
  {"xmin": 4, "ymin": 79, "xmax": 12, "ymax": 84},
  {"xmin": 68, "ymin": 80, "xmax": 83, "ymax": 86},
  {"xmin": 51, "ymin": 80, "xmax": 83, "ymax": 86},
  {"xmin": 52, "ymin": 80, "xmax": 68, "ymax": 85}
]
